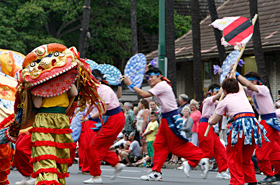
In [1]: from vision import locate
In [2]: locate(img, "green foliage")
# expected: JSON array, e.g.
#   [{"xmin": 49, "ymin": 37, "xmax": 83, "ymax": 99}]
[
  {"xmin": 174, "ymin": 13, "xmax": 192, "ymax": 38},
  {"xmin": 0, "ymin": 0, "xmax": 191, "ymax": 63}
]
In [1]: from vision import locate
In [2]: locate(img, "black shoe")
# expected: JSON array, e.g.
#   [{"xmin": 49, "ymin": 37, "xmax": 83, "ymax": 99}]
[
  {"xmin": 258, "ymin": 176, "xmax": 277, "ymax": 184},
  {"xmin": 275, "ymin": 174, "xmax": 280, "ymax": 181},
  {"xmin": 248, "ymin": 183, "xmax": 257, "ymax": 185}
]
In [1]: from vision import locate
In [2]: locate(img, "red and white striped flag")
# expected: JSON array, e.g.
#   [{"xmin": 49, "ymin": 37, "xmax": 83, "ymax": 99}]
[{"xmin": 211, "ymin": 16, "xmax": 254, "ymax": 49}]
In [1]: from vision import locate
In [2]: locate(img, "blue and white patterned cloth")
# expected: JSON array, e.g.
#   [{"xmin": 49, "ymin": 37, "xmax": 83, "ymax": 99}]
[
  {"xmin": 124, "ymin": 53, "xmax": 146, "ymax": 91},
  {"xmin": 90, "ymin": 115, "xmax": 109, "ymax": 132},
  {"xmin": 0, "ymin": 127, "xmax": 9, "ymax": 144},
  {"xmin": 265, "ymin": 117, "xmax": 280, "ymax": 132},
  {"xmin": 93, "ymin": 64, "xmax": 122, "ymax": 86},
  {"xmin": 260, "ymin": 113, "xmax": 280, "ymax": 132},
  {"xmin": 227, "ymin": 116, "xmax": 269, "ymax": 147},
  {"xmin": 164, "ymin": 114, "xmax": 189, "ymax": 142}
]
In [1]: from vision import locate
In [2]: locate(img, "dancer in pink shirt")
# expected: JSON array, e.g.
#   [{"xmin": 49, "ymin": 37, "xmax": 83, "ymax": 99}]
[
  {"xmin": 209, "ymin": 78, "xmax": 268, "ymax": 185},
  {"xmin": 237, "ymin": 71, "xmax": 280, "ymax": 183},
  {"xmin": 124, "ymin": 67, "xmax": 209, "ymax": 181}
]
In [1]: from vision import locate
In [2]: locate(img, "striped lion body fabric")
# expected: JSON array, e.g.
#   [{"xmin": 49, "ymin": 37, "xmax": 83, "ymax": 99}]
[{"xmin": 30, "ymin": 112, "xmax": 74, "ymax": 185}]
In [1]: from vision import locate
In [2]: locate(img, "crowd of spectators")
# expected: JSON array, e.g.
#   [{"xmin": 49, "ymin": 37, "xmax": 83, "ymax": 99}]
[{"xmin": 105, "ymin": 89, "xmax": 280, "ymax": 172}]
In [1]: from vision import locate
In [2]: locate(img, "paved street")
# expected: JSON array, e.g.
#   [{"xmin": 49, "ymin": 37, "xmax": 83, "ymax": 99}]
[{"xmin": 8, "ymin": 164, "xmax": 275, "ymax": 185}]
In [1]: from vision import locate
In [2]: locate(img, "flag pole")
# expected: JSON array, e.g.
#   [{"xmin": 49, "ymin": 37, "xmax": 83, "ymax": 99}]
[{"xmin": 204, "ymin": 14, "xmax": 258, "ymax": 137}]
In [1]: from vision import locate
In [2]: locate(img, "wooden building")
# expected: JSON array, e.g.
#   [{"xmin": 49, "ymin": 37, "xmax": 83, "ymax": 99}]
[{"xmin": 146, "ymin": 0, "xmax": 280, "ymax": 101}]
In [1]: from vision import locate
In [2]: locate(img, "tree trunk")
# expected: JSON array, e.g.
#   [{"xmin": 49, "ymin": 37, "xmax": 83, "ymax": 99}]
[
  {"xmin": 47, "ymin": 13, "xmax": 57, "ymax": 37},
  {"xmin": 249, "ymin": 0, "xmax": 270, "ymax": 87},
  {"xmin": 165, "ymin": 0, "xmax": 177, "ymax": 96},
  {"xmin": 78, "ymin": 0, "xmax": 91, "ymax": 58},
  {"xmin": 207, "ymin": 0, "xmax": 226, "ymax": 65},
  {"xmin": 191, "ymin": 0, "xmax": 203, "ymax": 101},
  {"xmin": 131, "ymin": 0, "xmax": 138, "ymax": 54}
]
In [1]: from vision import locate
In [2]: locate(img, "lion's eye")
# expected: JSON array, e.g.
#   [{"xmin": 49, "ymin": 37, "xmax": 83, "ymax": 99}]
[
  {"xmin": 30, "ymin": 62, "xmax": 36, "ymax": 67},
  {"xmin": 54, "ymin": 52, "xmax": 59, "ymax": 57}
]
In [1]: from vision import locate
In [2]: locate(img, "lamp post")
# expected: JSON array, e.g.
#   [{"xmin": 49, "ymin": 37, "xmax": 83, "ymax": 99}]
[{"xmin": 158, "ymin": 0, "xmax": 165, "ymax": 76}]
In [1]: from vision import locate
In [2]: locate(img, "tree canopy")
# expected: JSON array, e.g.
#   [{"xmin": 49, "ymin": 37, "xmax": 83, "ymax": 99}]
[{"xmin": 0, "ymin": 0, "xmax": 191, "ymax": 64}]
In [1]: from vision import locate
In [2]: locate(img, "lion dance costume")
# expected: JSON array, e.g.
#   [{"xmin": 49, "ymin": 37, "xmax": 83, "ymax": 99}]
[
  {"xmin": 0, "ymin": 43, "xmax": 105, "ymax": 185},
  {"xmin": 0, "ymin": 114, "xmax": 14, "ymax": 185}
]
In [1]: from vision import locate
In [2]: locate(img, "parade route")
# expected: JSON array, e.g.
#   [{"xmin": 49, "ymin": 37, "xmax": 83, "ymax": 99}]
[{"xmin": 8, "ymin": 164, "xmax": 273, "ymax": 185}]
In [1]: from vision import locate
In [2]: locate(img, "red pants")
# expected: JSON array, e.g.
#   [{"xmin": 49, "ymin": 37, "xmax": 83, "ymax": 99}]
[
  {"xmin": 255, "ymin": 120, "xmax": 280, "ymax": 176},
  {"xmin": 197, "ymin": 122, "xmax": 228, "ymax": 172},
  {"xmin": 0, "ymin": 143, "xmax": 13, "ymax": 185},
  {"xmin": 152, "ymin": 118, "xmax": 203, "ymax": 172},
  {"xmin": 227, "ymin": 131, "xmax": 256, "ymax": 185},
  {"xmin": 89, "ymin": 112, "xmax": 125, "ymax": 176},
  {"xmin": 79, "ymin": 120, "xmax": 96, "ymax": 172},
  {"xmin": 13, "ymin": 132, "xmax": 33, "ymax": 177}
]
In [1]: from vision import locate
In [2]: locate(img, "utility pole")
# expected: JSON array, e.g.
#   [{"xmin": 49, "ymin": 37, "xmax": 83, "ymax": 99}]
[{"xmin": 158, "ymin": 0, "xmax": 166, "ymax": 76}]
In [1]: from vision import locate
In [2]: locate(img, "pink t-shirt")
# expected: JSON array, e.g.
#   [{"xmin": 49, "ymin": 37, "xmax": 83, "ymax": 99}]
[
  {"xmin": 201, "ymin": 96, "xmax": 217, "ymax": 118},
  {"xmin": 276, "ymin": 109, "xmax": 280, "ymax": 122},
  {"xmin": 216, "ymin": 91, "xmax": 254, "ymax": 117},
  {"xmin": 148, "ymin": 81, "xmax": 177, "ymax": 113},
  {"xmin": 97, "ymin": 84, "xmax": 119, "ymax": 111},
  {"xmin": 190, "ymin": 110, "xmax": 202, "ymax": 133},
  {"xmin": 244, "ymin": 86, "xmax": 275, "ymax": 115}
]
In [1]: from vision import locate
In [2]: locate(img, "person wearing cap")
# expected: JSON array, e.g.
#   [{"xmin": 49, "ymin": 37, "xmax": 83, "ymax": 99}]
[
  {"xmin": 110, "ymin": 132, "xmax": 126, "ymax": 150},
  {"xmin": 124, "ymin": 66, "xmax": 209, "ymax": 181},
  {"xmin": 236, "ymin": 71, "xmax": 280, "ymax": 183}
]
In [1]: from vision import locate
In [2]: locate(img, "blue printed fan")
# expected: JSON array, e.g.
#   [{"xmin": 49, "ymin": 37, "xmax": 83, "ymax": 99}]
[
  {"xmin": 124, "ymin": 53, "xmax": 147, "ymax": 91},
  {"xmin": 93, "ymin": 64, "xmax": 122, "ymax": 86},
  {"xmin": 213, "ymin": 50, "xmax": 244, "ymax": 84},
  {"xmin": 85, "ymin": 59, "xmax": 98, "ymax": 70}
]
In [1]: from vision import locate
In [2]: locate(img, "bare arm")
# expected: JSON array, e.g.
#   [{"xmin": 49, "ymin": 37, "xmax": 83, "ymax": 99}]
[
  {"xmin": 237, "ymin": 74, "xmax": 259, "ymax": 92},
  {"xmin": 142, "ymin": 130, "xmax": 153, "ymax": 137},
  {"xmin": 124, "ymin": 77, "xmax": 153, "ymax": 98},
  {"xmin": 212, "ymin": 88, "xmax": 223, "ymax": 102},
  {"xmin": 33, "ymin": 96, "xmax": 43, "ymax": 108},
  {"xmin": 209, "ymin": 114, "xmax": 223, "ymax": 125},
  {"xmin": 116, "ymin": 85, "xmax": 122, "ymax": 99},
  {"xmin": 141, "ymin": 109, "xmax": 150, "ymax": 134},
  {"xmin": 68, "ymin": 84, "xmax": 78, "ymax": 97}
]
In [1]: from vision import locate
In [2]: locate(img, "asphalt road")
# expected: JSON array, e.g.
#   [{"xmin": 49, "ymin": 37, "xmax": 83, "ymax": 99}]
[{"xmin": 8, "ymin": 164, "xmax": 276, "ymax": 185}]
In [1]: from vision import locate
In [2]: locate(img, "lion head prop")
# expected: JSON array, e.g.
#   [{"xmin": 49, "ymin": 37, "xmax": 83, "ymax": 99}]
[{"xmin": 5, "ymin": 43, "xmax": 105, "ymax": 141}]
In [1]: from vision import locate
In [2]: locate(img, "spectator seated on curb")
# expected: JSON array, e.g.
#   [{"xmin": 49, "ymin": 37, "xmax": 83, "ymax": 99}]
[
  {"xmin": 109, "ymin": 132, "xmax": 126, "ymax": 151},
  {"xmin": 119, "ymin": 132, "xmax": 141, "ymax": 166}
]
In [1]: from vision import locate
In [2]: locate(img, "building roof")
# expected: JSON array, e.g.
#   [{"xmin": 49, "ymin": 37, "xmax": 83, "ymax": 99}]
[
  {"xmin": 174, "ymin": 0, "xmax": 225, "ymax": 20},
  {"xmin": 146, "ymin": 0, "xmax": 280, "ymax": 61}
]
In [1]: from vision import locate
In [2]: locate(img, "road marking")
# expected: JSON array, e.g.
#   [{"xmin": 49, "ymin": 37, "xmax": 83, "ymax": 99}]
[
  {"xmin": 103, "ymin": 175, "xmax": 141, "ymax": 180},
  {"xmin": 101, "ymin": 169, "xmax": 142, "ymax": 173}
]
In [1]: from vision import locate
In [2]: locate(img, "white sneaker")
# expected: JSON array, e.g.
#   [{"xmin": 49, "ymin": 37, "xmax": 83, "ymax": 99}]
[
  {"xmin": 140, "ymin": 171, "xmax": 162, "ymax": 181},
  {"xmin": 15, "ymin": 176, "xmax": 29, "ymax": 185},
  {"xmin": 177, "ymin": 165, "xmax": 184, "ymax": 170},
  {"xmin": 111, "ymin": 163, "xmax": 125, "ymax": 180},
  {"xmin": 183, "ymin": 161, "xmax": 191, "ymax": 177},
  {"xmin": 25, "ymin": 177, "xmax": 36, "ymax": 185},
  {"xmin": 216, "ymin": 172, "xmax": 230, "ymax": 180},
  {"xmin": 198, "ymin": 158, "xmax": 209, "ymax": 179},
  {"xmin": 83, "ymin": 177, "xmax": 102, "ymax": 184}
]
